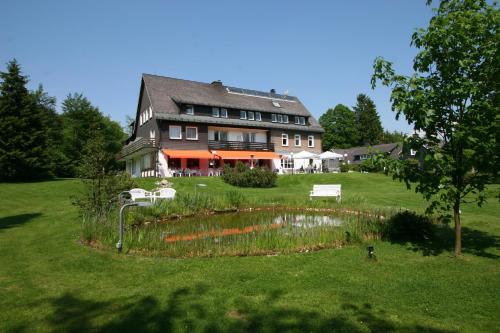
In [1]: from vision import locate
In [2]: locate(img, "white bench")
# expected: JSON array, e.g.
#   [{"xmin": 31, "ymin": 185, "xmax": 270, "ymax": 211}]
[{"xmin": 309, "ymin": 184, "xmax": 341, "ymax": 202}]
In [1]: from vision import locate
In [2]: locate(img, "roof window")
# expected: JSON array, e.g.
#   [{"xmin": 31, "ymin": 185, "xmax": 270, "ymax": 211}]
[{"xmin": 272, "ymin": 101, "xmax": 281, "ymax": 108}]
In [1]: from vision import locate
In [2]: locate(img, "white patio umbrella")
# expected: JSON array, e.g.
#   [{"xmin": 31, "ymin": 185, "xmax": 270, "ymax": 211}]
[
  {"xmin": 319, "ymin": 151, "xmax": 343, "ymax": 159},
  {"xmin": 293, "ymin": 150, "xmax": 319, "ymax": 159}
]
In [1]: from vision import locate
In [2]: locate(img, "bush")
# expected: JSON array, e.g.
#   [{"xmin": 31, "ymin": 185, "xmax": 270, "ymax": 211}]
[
  {"xmin": 222, "ymin": 161, "xmax": 276, "ymax": 188},
  {"xmin": 385, "ymin": 211, "xmax": 434, "ymax": 243},
  {"xmin": 360, "ymin": 158, "xmax": 380, "ymax": 172},
  {"xmin": 73, "ymin": 136, "xmax": 136, "ymax": 219},
  {"xmin": 340, "ymin": 163, "xmax": 360, "ymax": 173}
]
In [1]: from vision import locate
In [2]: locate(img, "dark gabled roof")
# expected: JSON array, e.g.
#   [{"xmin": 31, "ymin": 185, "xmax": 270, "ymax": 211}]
[
  {"xmin": 155, "ymin": 113, "xmax": 324, "ymax": 133},
  {"xmin": 142, "ymin": 74, "xmax": 319, "ymax": 122},
  {"xmin": 334, "ymin": 143, "xmax": 402, "ymax": 157}
]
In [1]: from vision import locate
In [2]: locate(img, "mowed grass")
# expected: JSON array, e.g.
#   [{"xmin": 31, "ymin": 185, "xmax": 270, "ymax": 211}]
[{"xmin": 0, "ymin": 173, "xmax": 499, "ymax": 332}]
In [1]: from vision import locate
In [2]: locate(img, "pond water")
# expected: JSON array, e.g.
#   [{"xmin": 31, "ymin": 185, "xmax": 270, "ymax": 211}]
[{"xmin": 161, "ymin": 210, "xmax": 344, "ymax": 243}]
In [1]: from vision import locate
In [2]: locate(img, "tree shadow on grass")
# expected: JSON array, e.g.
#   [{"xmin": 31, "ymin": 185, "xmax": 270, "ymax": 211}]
[
  {"xmin": 0, "ymin": 213, "xmax": 41, "ymax": 233},
  {"xmin": 31, "ymin": 285, "xmax": 456, "ymax": 333},
  {"xmin": 387, "ymin": 212, "xmax": 500, "ymax": 258}
]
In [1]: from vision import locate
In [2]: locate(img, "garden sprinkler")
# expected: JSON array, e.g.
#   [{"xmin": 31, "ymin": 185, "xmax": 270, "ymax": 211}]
[{"xmin": 117, "ymin": 201, "xmax": 152, "ymax": 253}]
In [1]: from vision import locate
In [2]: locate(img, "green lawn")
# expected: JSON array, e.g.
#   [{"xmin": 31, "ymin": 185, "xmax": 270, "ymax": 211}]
[{"xmin": 1, "ymin": 173, "xmax": 499, "ymax": 332}]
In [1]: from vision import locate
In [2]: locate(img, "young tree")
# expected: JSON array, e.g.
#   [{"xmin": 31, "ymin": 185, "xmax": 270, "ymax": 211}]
[
  {"xmin": 0, "ymin": 60, "xmax": 55, "ymax": 180},
  {"xmin": 74, "ymin": 134, "xmax": 135, "ymax": 218},
  {"xmin": 372, "ymin": 0, "xmax": 499, "ymax": 256},
  {"xmin": 319, "ymin": 104, "xmax": 359, "ymax": 150},
  {"xmin": 353, "ymin": 94, "xmax": 384, "ymax": 146}
]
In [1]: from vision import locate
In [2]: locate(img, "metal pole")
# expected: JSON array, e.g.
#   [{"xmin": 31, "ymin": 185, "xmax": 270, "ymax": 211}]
[{"xmin": 117, "ymin": 203, "xmax": 137, "ymax": 253}]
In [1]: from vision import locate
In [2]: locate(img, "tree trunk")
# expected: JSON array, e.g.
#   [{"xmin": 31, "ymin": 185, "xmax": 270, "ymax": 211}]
[{"xmin": 453, "ymin": 202, "xmax": 462, "ymax": 256}]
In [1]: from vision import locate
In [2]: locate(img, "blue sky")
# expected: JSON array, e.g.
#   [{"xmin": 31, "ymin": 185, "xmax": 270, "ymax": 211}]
[{"xmin": 1, "ymin": 1, "xmax": 434, "ymax": 133}]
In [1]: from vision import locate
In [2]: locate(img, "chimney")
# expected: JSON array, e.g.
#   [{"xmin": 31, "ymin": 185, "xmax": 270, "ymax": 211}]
[
  {"xmin": 211, "ymin": 80, "xmax": 223, "ymax": 88},
  {"xmin": 270, "ymin": 88, "xmax": 276, "ymax": 94}
]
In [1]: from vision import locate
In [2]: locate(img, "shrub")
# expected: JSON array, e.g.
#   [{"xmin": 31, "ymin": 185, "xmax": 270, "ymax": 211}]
[
  {"xmin": 73, "ymin": 135, "xmax": 136, "ymax": 219},
  {"xmin": 222, "ymin": 161, "xmax": 276, "ymax": 188},
  {"xmin": 385, "ymin": 211, "xmax": 434, "ymax": 243},
  {"xmin": 360, "ymin": 158, "xmax": 380, "ymax": 172},
  {"xmin": 340, "ymin": 163, "xmax": 360, "ymax": 173}
]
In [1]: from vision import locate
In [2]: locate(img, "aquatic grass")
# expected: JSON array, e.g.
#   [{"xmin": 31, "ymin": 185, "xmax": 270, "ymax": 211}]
[{"xmin": 82, "ymin": 204, "xmax": 394, "ymax": 257}]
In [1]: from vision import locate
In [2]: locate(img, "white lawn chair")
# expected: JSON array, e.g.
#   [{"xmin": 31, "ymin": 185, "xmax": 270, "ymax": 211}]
[
  {"xmin": 153, "ymin": 188, "xmax": 176, "ymax": 202},
  {"xmin": 129, "ymin": 188, "xmax": 153, "ymax": 202}
]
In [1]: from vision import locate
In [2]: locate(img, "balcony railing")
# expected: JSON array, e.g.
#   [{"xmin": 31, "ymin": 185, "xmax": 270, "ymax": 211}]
[
  {"xmin": 118, "ymin": 138, "xmax": 157, "ymax": 160},
  {"xmin": 208, "ymin": 140, "xmax": 275, "ymax": 151}
]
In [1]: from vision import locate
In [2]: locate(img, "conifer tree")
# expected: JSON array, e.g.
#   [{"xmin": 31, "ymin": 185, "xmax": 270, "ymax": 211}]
[
  {"xmin": 0, "ymin": 60, "xmax": 54, "ymax": 180},
  {"xmin": 353, "ymin": 94, "xmax": 383, "ymax": 146}
]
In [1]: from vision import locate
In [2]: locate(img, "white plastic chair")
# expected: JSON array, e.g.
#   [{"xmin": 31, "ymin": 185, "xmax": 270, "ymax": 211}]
[
  {"xmin": 129, "ymin": 188, "xmax": 153, "ymax": 202},
  {"xmin": 153, "ymin": 188, "xmax": 176, "ymax": 202}
]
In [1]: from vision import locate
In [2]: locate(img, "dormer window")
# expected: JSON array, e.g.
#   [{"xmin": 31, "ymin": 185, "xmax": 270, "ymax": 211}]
[
  {"xmin": 256, "ymin": 112, "xmax": 262, "ymax": 121},
  {"xmin": 294, "ymin": 116, "xmax": 300, "ymax": 125},
  {"xmin": 221, "ymin": 108, "xmax": 228, "ymax": 118},
  {"xmin": 277, "ymin": 114, "xmax": 283, "ymax": 123},
  {"xmin": 240, "ymin": 110, "xmax": 247, "ymax": 119},
  {"xmin": 300, "ymin": 117, "xmax": 306, "ymax": 125},
  {"xmin": 272, "ymin": 101, "xmax": 281, "ymax": 108},
  {"xmin": 212, "ymin": 107, "xmax": 220, "ymax": 117},
  {"xmin": 185, "ymin": 105, "xmax": 194, "ymax": 115},
  {"xmin": 283, "ymin": 115, "xmax": 289, "ymax": 123},
  {"xmin": 271, "ymin": 114, "xmax": 277, "ymax": 122},
  {"xmin": 248, "ymin": 111, "xmax": 255, "ymax": 120}
]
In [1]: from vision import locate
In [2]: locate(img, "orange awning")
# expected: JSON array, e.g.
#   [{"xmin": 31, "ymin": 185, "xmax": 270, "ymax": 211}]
[
  {"xmin": 162, "ymin": 149, "xmax": 215, "ymax": 159},
  {"xmin": 215, "ymin": 150, "xmax": 280, "ymax": 160}
]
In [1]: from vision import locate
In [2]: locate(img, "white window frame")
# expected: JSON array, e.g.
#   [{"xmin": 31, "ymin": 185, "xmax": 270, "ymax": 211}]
[
  {"xmin": 185, "ymin": 105, "xmax": 194, "ymax": 115},
  {"xmin": 271, "ymin": 114, "xmax": 277, "ymax": 122},
  {"xmin": 240, "ymin": 110, "xmax": 247, "ymax": 119},
  {"xmin": 221, "ymin": 108, "xmax": 228, "ymax": 118},
  {"xmin": 169, "ymin": 125, "xmax": 182, "ymax": 140},
  {"xmin": 308, "ymin": 135, "xmax": 315, "ymax": 148},
  {"xmin": 281, "ymin": 158, "xmax": 294, "ymax": 169},
  {"xmin": 212, "ymin": 107, "xmax": 220, "ymax": 118},
  {"xmin": 248, "ymin": 111, "xmax": 255, "ymax": 120},
  {"xmin": 294, "ymin": 134, "xmax": 301, "ymax": 147},
  {"xmin": 300, "ymin": 117, "xmax": 306, "ymax": 125},
  {"xmin": 272, "ymin": 101, "xmax": 281, "ymax": 108},
  {"xmin": 149, "ymin": 107, "xmax": 153, "ymax": 119},
  {"xmin": 283, "ymin": 115, "xmax": 289, "ymax": 123},
  {"xmin": 281, "ymin": 133, "xmax": 288, "ymax": 146},
  {"xmin": 278, "ymin": 114, "xmax": 283, "ymax": 123},
  {"xmin": 186, "ymin": 126, "xmax": 198, "ymax": 140},
  {"xmin": 294, "ymin": 116, "xmax": 300, "ymax": 124},
  {"xmin": 256, "ymin": 112, "xmax": 262, "ymax": 121}
]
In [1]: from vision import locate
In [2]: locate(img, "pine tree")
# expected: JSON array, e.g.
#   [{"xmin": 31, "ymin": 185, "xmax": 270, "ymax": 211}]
[
  {"xmin": 353, "ymin": 94, "xmax": 383, "ymax": 146},
  {"xmin": 0, "ymin": 60, "xmax": 54, "ymax": 180}
]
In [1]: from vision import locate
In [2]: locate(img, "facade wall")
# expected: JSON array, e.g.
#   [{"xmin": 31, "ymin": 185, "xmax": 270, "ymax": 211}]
[
  {"xmin": 269, "ymin": 129, "xmax": 322, "ymax": 154},
  {"xmin": 158, "ymin": 120, "xmax": 209, "ymax": 150},
  {"xmin": 207, "ymin": 126, "xmax": 267, "ymax": 143},
  {"xmin": 136, "ymin": 85, "xmax": 159, "ymax": 142}
]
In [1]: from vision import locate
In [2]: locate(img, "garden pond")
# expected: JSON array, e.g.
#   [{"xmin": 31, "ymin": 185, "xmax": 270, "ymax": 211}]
[{"xmin": 109, "ymin": 209, "xmax": 387, "ymax": 257}]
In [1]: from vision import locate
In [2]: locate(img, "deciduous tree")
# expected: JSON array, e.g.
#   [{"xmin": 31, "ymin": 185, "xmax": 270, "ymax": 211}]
[
  {"xmin": 372, "ymin": 0, "xmax": 499, "ymax": 256},
  {"xmin": 319, "ymin": 104, "xmax": 359, "ymax": 150}
]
